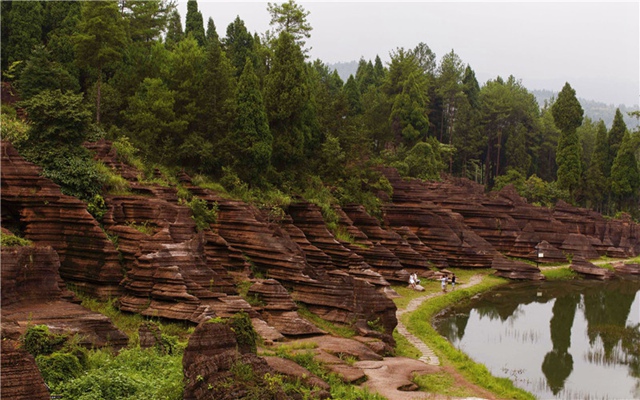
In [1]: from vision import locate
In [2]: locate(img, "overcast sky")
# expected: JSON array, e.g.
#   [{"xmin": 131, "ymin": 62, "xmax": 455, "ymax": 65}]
[{"xmin": 178, "ymin": 1, "xmax": 639, "ymax": 107}]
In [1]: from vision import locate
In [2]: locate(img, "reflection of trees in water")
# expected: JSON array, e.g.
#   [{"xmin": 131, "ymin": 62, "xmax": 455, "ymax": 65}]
[
  {"xmin": 583, "ymin": 281, "xmax": 636, "ymax": 355},
  {"xmin": 541, "ymin": 293, "xmax": 579, "ymax": 395},
  {"xmin": 582, "ymin": 280, "xmax": 639, "ymax": 378}
]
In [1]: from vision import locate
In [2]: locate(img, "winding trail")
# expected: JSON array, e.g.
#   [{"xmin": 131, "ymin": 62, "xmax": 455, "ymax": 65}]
[
  {"xmin": 356, "ymin": 275, "xmax": 493, "ymax": 400},
  {"xmin": 395, "ymin": 275, "xmax": 484, "ymax": 366}
]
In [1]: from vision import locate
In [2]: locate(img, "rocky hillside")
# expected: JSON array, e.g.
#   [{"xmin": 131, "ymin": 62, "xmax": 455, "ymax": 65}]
[{"xmin": 2, "ymin": 139, "xmax": 639, "ymax": 397}]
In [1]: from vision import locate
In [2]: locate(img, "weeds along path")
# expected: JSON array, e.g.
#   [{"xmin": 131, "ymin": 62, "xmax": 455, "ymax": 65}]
[{"xmin": 395, "ymin": 275, "xmax": 485, "ymax": 366}]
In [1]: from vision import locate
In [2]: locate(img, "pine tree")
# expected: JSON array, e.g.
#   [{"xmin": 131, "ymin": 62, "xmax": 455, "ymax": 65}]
[
  {"xmin": 267, "ymin": 0, "xmax": 312, "ymax": 51},
  {"xmin": 200, "ymin": 25, "xmax": 236, "ymax": 153},
  {"xmin": 185, "ymin": 0, "xmax": 205, "ymax": 46},
  {"xmin": 165, "ymin": 8, "xmax": 183, "ymax": 49},
  {"xmin": 18, "ymin": 45, "xmax": 79, "ymax": 100},
  {"xmin": 390, "ymin": 71, "xmax": 429, "ymax": 147},
  {"xmin": 584, "ymin": 120, "xmax": 610, "ymax": 211},
  {"xmin": 343, "ymin": 75, "xmax": 362, "ymax": 115},
  {"xmin": 608, "ymin": 108, "xmax": 627, "ymax": 169},
  {"xmin": 73, "ymin": 1, "xmax": 127, "ymax": 124},
  {"xmin": 552, "ymin": 82, "xmax": 584, "ymax": 201},
  {"xmin": 265, "ymin": 32, "xmax": 310, "ymax": 169},
  {"xmin": 231, "ymin": 59, "xmax": 272, "ymax": 184},
  {"xmin": 224, "ymin": 16, "xmax": 256, "ymax": 77},
  {"xmin": 3, "ymin": 1, "xmax": 44, "ymax": 70},
  {"xmin": 610, "ymin": 131, "xmax": 640, "ymax": 212},
  {"xmin": 206, "ymin": 17, "xmax": 219, "ymax": 44}
]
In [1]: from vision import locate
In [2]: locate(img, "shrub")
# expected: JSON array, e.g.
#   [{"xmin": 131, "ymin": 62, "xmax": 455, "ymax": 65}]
[
  {"xmin": 21, "ymin": 325, "xmax": 66, "ymax": 357},
  {"xmin": 185, "ymin": 196, "xmax": 218, "ymax": 231},
  {"xmin": 94, "ymin": 161, "xmax": 130, "ymax": 194},
  {"xmin": 0, "ymin": 233, "xmax": 32, "ymax": 247},
  {"xmin": 87, "ymin": 194, "xmax": 107, "ymax": 221},
  {"xmin": 229, "ymin": 311, "xmax": 258, "ymax": 354},
  {"xmin": 36, "ymin": 351, "xmax": 84, "ymax": 385},
  {"xmin": 0, "ymin": 111, "xmax": 29, "ymax": 147}
]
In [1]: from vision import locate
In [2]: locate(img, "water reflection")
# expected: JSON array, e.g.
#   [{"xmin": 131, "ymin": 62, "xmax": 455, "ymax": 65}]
[
  {"xmin": 541, "ymin": 293, "xmax": 578, "ymax": 394},
  {"xmin": 434, "ymin": 279, "xmax": 640, "ymax": 399}
]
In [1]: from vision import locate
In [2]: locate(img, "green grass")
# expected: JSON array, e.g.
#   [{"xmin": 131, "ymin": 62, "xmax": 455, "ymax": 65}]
[
  {"xmin": 391, "ymin": 283, "xmax": 439, "ymax": 310},
  {"xmin": 125, "ymin": 220, "xmax": 155, "ymax": 235},
  {"xmin": 296, "ymin": 305, "xmax": 356, "ymax": 338},
  {"xmin": 50, "ymin": 347, "xmax": 184, "ymax": 400},
  {"xmin": 412, "ymin": 372, "xmax": 477, "ymax": 398},
  {"xmin": 392, "ymin": 329, "xmax": 421, "ymax": 359},
  {"xmin": 541, "ymin": 266, "xmax": 578, "ymax": 280},
  {"xmin": 402, "ymin": 274, "xmax": 536, "ymax": 400},
  {"xmin": 76, "ymin": 295, "xmax": 193, "ymax": 346}
]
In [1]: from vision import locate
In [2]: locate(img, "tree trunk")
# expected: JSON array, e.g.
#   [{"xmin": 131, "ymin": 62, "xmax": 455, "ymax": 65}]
[
  {"xmin": 96, "ymin": 67, "xmax": 101, "ymax": 125},
  {"xmin": 495, "ymin": 129, "xmax": 502, "ymax": 177}
]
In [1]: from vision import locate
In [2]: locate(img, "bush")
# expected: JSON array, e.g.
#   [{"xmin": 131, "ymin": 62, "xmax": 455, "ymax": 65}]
[
  {"xmin": 87, "ymin": 194, "xmax": 107, "ymax": 221},
  {"xmin": 185, "ymin": 196, "xmax": 218, "ymax": 231},
  {"xmin": 0, "ymin": 111, "xmax": 29, "ymax": 147},
  {"xmin": 36, "ymin": 351, "xmax": 84, "ymax": 385},
  {"xmin": 229, "ymin": 311, "xmax": 258, "ymax": 354},
  {"xmin": 1, "ymin": 233, "xmax": 32, "ymax": 247},
  {"xmin": 21, "ymin": 325, "xmax": 66, "ymax": 357},
  {"xmin": 52, "ymin": 347, "xmax": 184, "ymax": 400}
]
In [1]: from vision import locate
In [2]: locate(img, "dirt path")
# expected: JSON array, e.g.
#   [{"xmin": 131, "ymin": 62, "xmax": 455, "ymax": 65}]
[{"xmin": 357, "ymin": 275, "xmax": 493, "ymax": 400}]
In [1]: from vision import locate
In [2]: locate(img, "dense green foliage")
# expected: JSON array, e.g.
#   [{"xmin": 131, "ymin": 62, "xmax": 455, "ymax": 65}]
[{"xmin": 2, "ymin": 0, "xmax": 637, "ymax": 219}]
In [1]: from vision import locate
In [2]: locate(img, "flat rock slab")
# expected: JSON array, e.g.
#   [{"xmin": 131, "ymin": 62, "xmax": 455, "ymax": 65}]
[{"xmin": 356, "ymin": 357, "xmax": 439, "ymax": 399}]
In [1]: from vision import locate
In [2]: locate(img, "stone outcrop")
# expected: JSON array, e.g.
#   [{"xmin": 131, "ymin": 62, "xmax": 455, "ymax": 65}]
[
  {"xmin": 492, "ymin": 257, "xmax": 545, "ymax": 280},
  {"xmin": 247, "ymin": 279, "xmax": 323, "ymax": 336},
  {"xmin": 1, "ymin": 245, "xmax": 128, "ymax": 349},
  {"xmin": 570, "ymin": 257, "xmax": 614, "ymax": 280},
  {"xmin": 181, "ymin": 319, "xmax": 330, "ymax": 400},
  {"xmin": 613, "ymin": 262, "xmax": 640, "ymax": 276},
  {"xmin": 1, "ymin": 141, "xmax": 122, "ymax": 297},
  {"xmin": 0, "ymin": 340, "xmax": 50, "ymax": 400}
]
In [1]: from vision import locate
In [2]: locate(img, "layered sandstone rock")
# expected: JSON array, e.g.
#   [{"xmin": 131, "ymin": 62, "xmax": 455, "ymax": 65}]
[
  {"xmin": 1, "ymin": 141, "xmax": 123, "ymax": 297},
  {"xmin": 570, "ymin": 257, "xmax": 614, "ymax": 280},
  {"xmin": 0, "ymin": 340, "xmax": 50, "ymax": 400},
  {"xmin": 1, "ymin": 245, "xmax": 128, "ymax": 349},
  {"xmin": 492, "ymin": 257, "xmax": 544, "ymax": 280},
  {"xmin": 247, "ymin": 279, "xmax": 323, "ymax": 336}
]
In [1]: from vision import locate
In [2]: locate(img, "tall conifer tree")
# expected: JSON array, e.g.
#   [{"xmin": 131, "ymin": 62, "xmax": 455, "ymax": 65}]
[
  {"xmin": 73, "ymin": 1, "xmax": 127, "ymax": 124},
  {"xmin": 185, "ymin": 0, "xmax": 205, "ymax": 46},
  {"xmin": 610, "ymin": 131, "xmax": 640, "ymax": 212},
  {"xmin": 232, "ymin": 59, "xmax": 272, "ymax": 184},
  {"xmin": 552, "ymin": 82, "xmax": 584, "ymax": 201},
  {"xmin": 608, "ymin": 108, "xmax": 627, "ymax": 169}
]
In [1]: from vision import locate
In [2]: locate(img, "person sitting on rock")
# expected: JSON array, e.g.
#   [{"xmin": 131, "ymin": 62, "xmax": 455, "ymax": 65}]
[{"xmin": 409, "ymin": 273, "xmax": 416, "ymax": 289}]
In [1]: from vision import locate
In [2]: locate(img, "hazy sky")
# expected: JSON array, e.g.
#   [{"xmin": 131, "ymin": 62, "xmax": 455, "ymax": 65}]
[{"xmin": 178, "ymin": 1, "xmax": 639, "ymax": 107}]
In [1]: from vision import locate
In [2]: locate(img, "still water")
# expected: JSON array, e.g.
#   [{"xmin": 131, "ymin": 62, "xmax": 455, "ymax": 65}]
[{"xmin": 433, "ymin": 279, "xmax": 640, "ymax": 400}]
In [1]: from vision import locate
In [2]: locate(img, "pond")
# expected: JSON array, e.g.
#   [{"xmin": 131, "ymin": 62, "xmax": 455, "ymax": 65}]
[{"xmin": 433, "ymin": 278, "xmax": 640, "ymax": 400}]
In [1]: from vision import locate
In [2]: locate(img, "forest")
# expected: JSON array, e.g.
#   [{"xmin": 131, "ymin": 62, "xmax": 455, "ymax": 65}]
[{"xmin": 2, "ymin": 0, "xmax": 639, "ymax": 220}]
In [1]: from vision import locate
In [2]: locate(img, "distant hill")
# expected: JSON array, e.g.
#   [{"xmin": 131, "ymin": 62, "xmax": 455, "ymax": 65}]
[
  {"xmin": 327, "ymin": 62, "xmax": 638, "ymax": 131},
  {"xmin": 328, "ymin": 61, "xmax": 358, "ymax": 82}
]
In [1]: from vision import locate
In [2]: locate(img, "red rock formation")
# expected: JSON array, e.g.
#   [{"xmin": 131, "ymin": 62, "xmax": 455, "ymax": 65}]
[
  {"xmin": 1, "ymin": 141, "xmax": 123, "ymax": 297},
  {"xmin": 342, "ymin": 204, "xmax": 433, "ymax": 273},
  {"xmin": 1, "ymin": 245, "xmax": 128, "ymax": 349},
  {"xmin": 492, "ymin": 258, "xmax": 544, "ymax": 280},
  {"xmin": 248, "ymin": 279, "xmax": 323, "ymax": 336},
  {"xmin": 570, "ymin": 257, "xmax": 614, "ymax": 280},
  {"xmin": 613, "ymin": 262, "xmax": 640, "ymax": 276},
  {"xmin": 0, "ymin": 339, "xmax": 50, "ymax": 400},
  {"xmin": 182, "ymin": 320, "xmax": 295, "ymax": 400}
]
